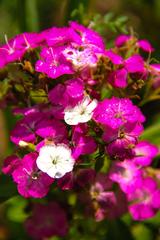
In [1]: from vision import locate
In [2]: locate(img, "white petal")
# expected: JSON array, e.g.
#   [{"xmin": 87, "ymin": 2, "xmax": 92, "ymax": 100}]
[{"xmin": 87, "ymin": 99, "xmax": 98, "ymax": 112}]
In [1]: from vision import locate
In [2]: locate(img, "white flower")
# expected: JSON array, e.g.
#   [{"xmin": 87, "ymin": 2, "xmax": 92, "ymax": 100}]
[
  {"xmin": 64, "ymin": 96, "xmax": 98, "ymax": 125},
  {"xmin": 36, "ymin": 144, "xmax": 75, "ymax": 178}
]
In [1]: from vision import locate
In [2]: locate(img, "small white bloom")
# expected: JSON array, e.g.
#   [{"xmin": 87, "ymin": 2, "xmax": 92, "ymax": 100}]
[
  {"xmin": 36, "ymin": 144, "xmax": 75, "ymax": 178},
  {"xmin": 64, "ymin": 96, "xmax": 98, "ymax": 125}
]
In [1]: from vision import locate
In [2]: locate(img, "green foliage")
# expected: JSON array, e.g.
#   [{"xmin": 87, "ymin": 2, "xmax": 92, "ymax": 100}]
[
  {"xmin": 0, "ymin": 175, "xmax": 17, "ymax": 203},
  {"xmin": 92, "ymin": 12, "xmax": 129, "ymax": 35}
]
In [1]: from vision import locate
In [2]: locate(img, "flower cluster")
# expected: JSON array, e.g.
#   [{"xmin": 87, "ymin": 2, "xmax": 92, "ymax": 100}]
[{"xmin": 0, "ymin": 21, "xmax": 160, "ymax": 239}]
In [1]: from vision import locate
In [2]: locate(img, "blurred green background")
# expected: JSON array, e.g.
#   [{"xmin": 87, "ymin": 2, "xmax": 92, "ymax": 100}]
[{"xmin": 0, "ymin": 0, "xmax": 160, "ymax": 239}]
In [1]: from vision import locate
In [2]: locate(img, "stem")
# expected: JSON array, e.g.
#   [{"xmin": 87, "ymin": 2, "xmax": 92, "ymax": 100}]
[{"xmin": 17, "ymin": 0, "xmax": 39, "ymax": 32}]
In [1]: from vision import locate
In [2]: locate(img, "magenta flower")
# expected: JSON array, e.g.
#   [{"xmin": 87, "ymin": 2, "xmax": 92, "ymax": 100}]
[
  {"xmin": 138, "ymin": 39, "xmax": 154, "ymax": 52},
  {"xmin": 12, "ymin": 32, "xmax": 44, "ymax": 50},
  {"xmin": 44, "ymin": 26, "xmax": 81, "ymax": 46},
  {"xmin": 149, "ymin": 64, "xmax": 160, "ymax": 88},
  {"xmin": 93, "ymin": 97, "xmax": 145, "ymax": 129},
  {"xmin": 78, "ymin": 172, "xmax": 127, "ymax": 221},
  {"xmin": 72, "ymin": 124, "xmax": 97, "ymax": 159},
  {"xmin": 124, "ymin": 54, "xmax": 145, "ymax": 73},
  {"xmin": 70, "ymin": 21, "xmax": 105, "ymax": 50},
  {"xmin": 49, "ymin": 78, "xmax": 84, "ymax": 108},
  {"xmin": 109, "ymin": 160, "xmax": 143, "ymax": 194},
  {"xmin": 115, "ymin": 34, "xmax": 131, "ymax": 47},
  {"xmin": 35, "ymin": 118, "xmax": 67, "ymax": 142},
  {"xmin": 108, "ymin": 68, "xmax": 128, "ymax": 88},
  {"xmin": 57, "ymin": 172, "xmax": 74, "ymax": 190},
  {"xmin": 104, "ymin": 123, "xmax": 143, "ymax": 160},
  {"xmin": 128, "ymin": 177, "xmax": 160, "ymax": 220},
  {"xmin": 25, "ymin": 202, "xmax": 68, "ymax": 239},
  {"xmin": 133, "ymin": 141, "xmax": 158, "ymax": 166},
  {"xmin": 0, "ymin": 33, "xmax": 43, "ymax": 67},
  {"xmin": 105, "ymin": 50, "xmax": 123, "ymax": 65},
  {"xmin": 35, "ymin": 47, "xmax": 73, "ymax": 79},
  {"xmin": 10, "ymin": 112, "xmax": 43, "ymax": 145},
  {"xmin": 12, "ymin": 152, "xmax": 54, "ymax": 198},
  {"xmin": 106, "ymin": 54, "xmax": 145, "ymax": 88},
  {"xmin": 115, "ymin": 35, "xmax": 154, "ymax": 52},
  {"xmin": 2, "ymin": 155, "xmax": 20, "ymax": 175},
  {"xmin": 106, "ymin": 137, "xmax": 135, "ymax": 160}
]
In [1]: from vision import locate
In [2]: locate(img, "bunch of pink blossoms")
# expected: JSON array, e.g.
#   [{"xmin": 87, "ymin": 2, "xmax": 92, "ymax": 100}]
[{"xmin": 0, "ymin": 21, "xmax": 160, "ymax": 239}]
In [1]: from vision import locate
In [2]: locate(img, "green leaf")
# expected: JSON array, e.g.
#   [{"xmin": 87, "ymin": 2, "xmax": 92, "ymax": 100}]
[
  {"xmin": 95, "ymin": 155, "xmax": 105, "ymax": 172},
  {"xmin": 6, "ymin": 196, "xmax": 28, "ymax": 223},
  {"xmin": 105, "ymin": 220, "xmax": 134, "ymax": 240},
  {"xmin": 30, "ymin": 89, "xmax": 48, "ymax": 103},
  {"xmin": 141, "ymin": 121, "xmax": 160, "ymax": 146},
  {"xmin": 0, "ymin": 175, "xmax": 17, "ymax": 204},
  {"xmin": 104, "ymin": 12, "xmax": 114, "ymax": 23},
  {"xmin": 0, "ymin": 78, "xmax": 11, "ymax": 100},
  {"xmin": 132, "ymin": 223, "xmax": 153, "ymax": 240}
]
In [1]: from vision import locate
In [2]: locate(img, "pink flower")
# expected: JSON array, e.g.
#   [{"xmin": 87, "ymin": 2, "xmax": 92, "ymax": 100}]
[
  {"xmin": 12, "ymin": 153, "xmax": 54, "ymax": 198},
  {"xmin": 107, "ymin": 54, "xmax": 145, "ymax": 88},
  {"xmin": 133, "ymin": 141, "xmax": 158, "ymax": 166},
  {"xmin": 138, "ymin": 40, "xmax": 154, "ymax": 52},
  {"xmin": 115, "ymin": 35, "xmax": 154, "ymax": 52},
  {"xmin": 115, "ymin": 34, "xmax": 131, "ymax": 47},
  {"xmin": 49, "ymin": 78, "xmax": 84, "ymax": 108},
  {"xmin": 0, "ymin": 33, "xmax": 43, "ymax": 67},
  {"xmin": 78, "ymin": 172, "xmax": 127, "ymax": 221},
  {"xmin": 2, "ymin": 155, "xmax": 20, "ymax": 175},
  {"xmin": 93, "ymin": 97, "xmax": 145, "ymax": 129},
  {"xmin": 10, "ymin": 112, "xmax": 43, "ymax": 145},
  {"xmin": 128, "ymin": 177, "xmax": 160, "ymax": 220},
  {"xmin": 124, "ymin": 54, "xmax": 145, "ymax": 73},
  {"xmin": 104, "ymin": 123, "xmax": 143, "ymax": 160},
  {"xmin": 72, "ymin": 124, "xmax": 97, "ymax": 159},
  {"xmin": 109, "ymin": 160, "xmax": 143, "ymax": 193},
  {"xmin": 149, "ymin": 64, "xmax": 160, "ymax": 88},
  {"xmin": 105, "ymin": 50, "xmax": 123, "ymax": 65},
  {"xmin": 57, "ymin": 172, "xmax": 74, "ymax": 190},
  {"xmin": 35, "ymin": 47, "xmax": 73, "ymax": 79},
  {"xmin": 70, "ymin": 21, "xmax": 105, "ymax": 50},
  {"xmin": 44, "ymin": 26, "xmax": 81, "ymax": 46},
  {"xmin": 108, "ymin": 68, "xmax": 128, "ymax": 88},
  {"xmin": 35, "ymin": 118, "xmax": 67, "ymax": 143},
  {"xmin": 25, "ymin": 202, "xmax": 68, "ymax": 239}
]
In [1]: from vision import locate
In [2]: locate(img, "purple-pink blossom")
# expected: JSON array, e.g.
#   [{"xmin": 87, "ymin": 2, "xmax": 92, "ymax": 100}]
[
  {"xmin": 93, "ymin": 97, "xmax": 145, "ymax": 129},
  {"xmin": 12, "ymin": 152, "xmax": 54, "ymax": 198},
  {"xmin": 25, "ymin": 202, "xmax": 68, "ymax": 239}
]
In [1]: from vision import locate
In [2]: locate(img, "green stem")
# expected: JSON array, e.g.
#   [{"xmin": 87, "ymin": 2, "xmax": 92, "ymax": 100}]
[{"xmin": 17, "ymin": 0, "xmax": 39, "ymax": 32}]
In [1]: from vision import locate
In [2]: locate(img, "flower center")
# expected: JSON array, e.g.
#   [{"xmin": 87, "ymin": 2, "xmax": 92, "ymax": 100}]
[
  {"xmin": 51, "ymin": 155, "xmax": 59, "ymax": 165},
  {"xmin": 31, "ymin": 172, "xmax": 39, "ymax": 180}
]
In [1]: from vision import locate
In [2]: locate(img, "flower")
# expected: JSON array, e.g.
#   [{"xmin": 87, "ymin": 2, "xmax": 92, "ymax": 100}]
[
  {"xmin": 63, "ymin": 44, "xmax": 98, "ymax": 70},
  {"xmin": 2, "ymin": 155, "xmax": 20, "ymax": 175},
  {"xmin": 72, "ymin": 124, "xmax": 97, "ymax": 159},
  {"xmin": 49, "ymin": 78, "xmax": 84, "ymax": 109},
  {"xmin": 106, "ymin": 54, "xmax": 145, "ymax": 88},
  {"xmin": 133, "ymin": 141, "xmax": 158, "ymax": 166},
  {"xmin": 128, "ymin": 177, "xmax": 160, "ymax": 220},
  {"xmin": 69, "ymin": 21, "xmax": 105, "ymax": 50},
  {"xmin": 25, "ymin": 202, "xmax": 68, "ymax": 239},
  {"xmin": 36, "ymin": 144, "xmax": 75, "ymax": 178},
  {"xmin": 35, "ymin": 47, "xmax": 73, "ymax": 79},
  {"xmin": 12, "ymin": 153, "xmax": 54, "ymax": 198},
  {"xmin": 93, "ymin": 97, "xmax": 145, "ymax": 129},
  {"xmin": 64, "ymin": 96, "xmax": 98, "ymax": 125},
  {"xmin": 109, "ymin": 160, "xmax": 143, "ymax": 194}
]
